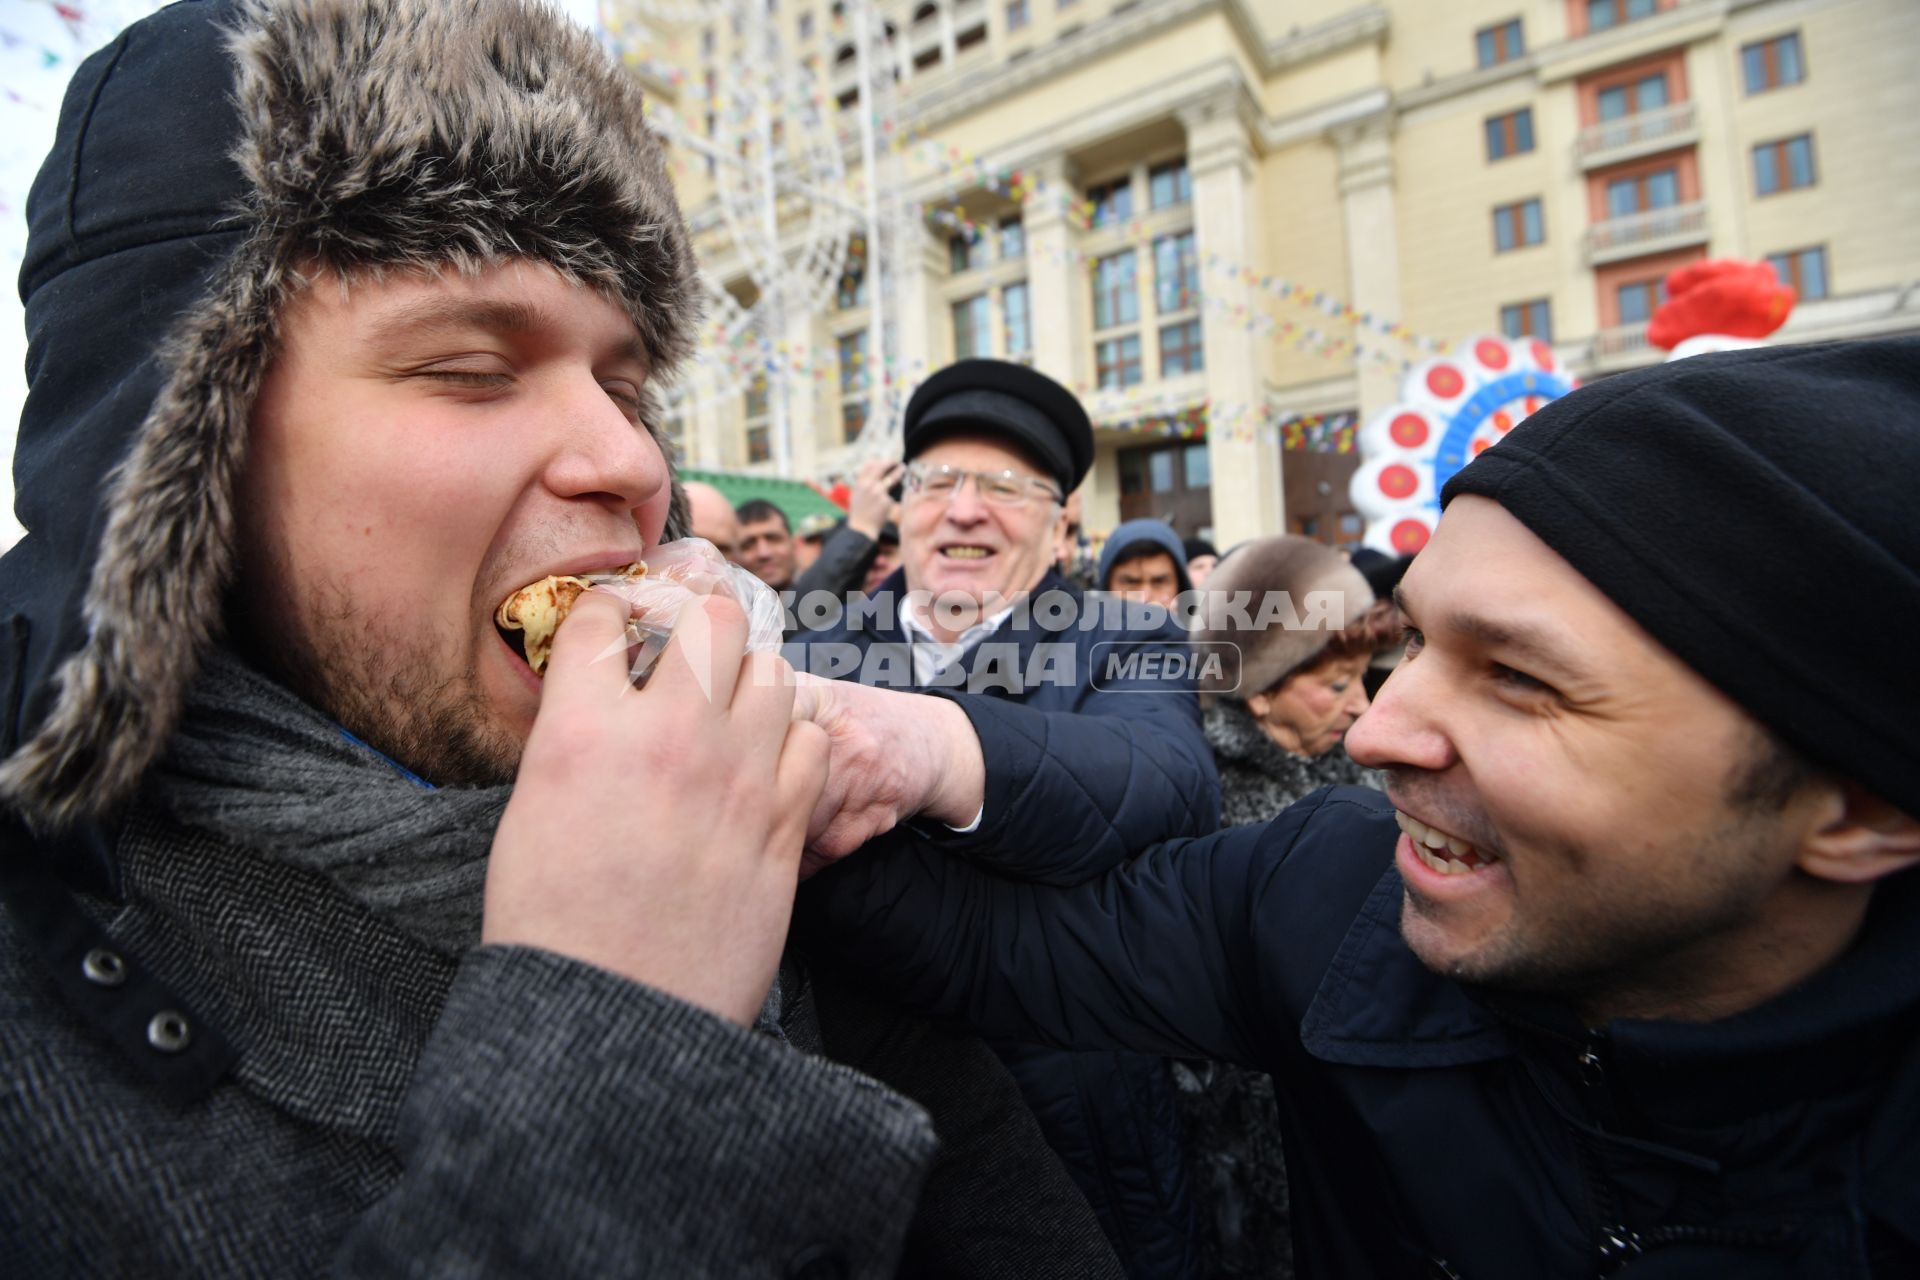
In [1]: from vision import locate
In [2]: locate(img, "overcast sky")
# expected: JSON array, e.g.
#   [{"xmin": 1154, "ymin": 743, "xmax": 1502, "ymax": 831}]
[{"xmin": 0, "ymin": 0, "xmax": 607, "ymax": 552}]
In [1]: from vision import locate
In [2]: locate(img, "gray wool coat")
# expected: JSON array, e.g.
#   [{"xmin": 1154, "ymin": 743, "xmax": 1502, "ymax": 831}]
[{"xmin": 1, "ymin": 804, "xmax": 1122, "ymax": 1279}]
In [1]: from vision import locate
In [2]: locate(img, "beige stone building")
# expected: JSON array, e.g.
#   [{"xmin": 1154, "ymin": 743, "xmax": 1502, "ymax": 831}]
[{"xmin": 654, "ymin": 0, "xmax": 1920, "ymax": 548}]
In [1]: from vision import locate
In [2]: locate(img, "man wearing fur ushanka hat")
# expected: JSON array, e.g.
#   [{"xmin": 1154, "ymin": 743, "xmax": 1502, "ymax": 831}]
[
  {"xmin": 805, "ymin": 337, "xmax": 1920, "ymax": 1277},
  {"xmin": 0, "ymin": 2, "xmax": 1125, "ymax": 1274}
]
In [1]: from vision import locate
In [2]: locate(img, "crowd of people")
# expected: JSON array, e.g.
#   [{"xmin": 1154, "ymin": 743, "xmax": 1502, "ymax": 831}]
[{"xmin": 2, "ymin": 2, "xmax": 1917, "ymax": 1278}]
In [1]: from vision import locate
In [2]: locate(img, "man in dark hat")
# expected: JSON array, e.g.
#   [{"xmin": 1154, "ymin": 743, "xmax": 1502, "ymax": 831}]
[
  {"xmin": 803, "ymin": 337, "xmax": 1920, "ymax": 1277},
  {"xmin": 792, "ymin": 357, "xmax": 1221, "ymax": 1277}
]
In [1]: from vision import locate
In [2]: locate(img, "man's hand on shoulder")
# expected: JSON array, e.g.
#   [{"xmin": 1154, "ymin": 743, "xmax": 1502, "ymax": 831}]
[
  {"xmin": 484, "ymin": 591, "xmax": 829, "ymax": 1025},
  {"xmin": 790, "ymin": 675, "xmax": 986, "ymax": 876}
]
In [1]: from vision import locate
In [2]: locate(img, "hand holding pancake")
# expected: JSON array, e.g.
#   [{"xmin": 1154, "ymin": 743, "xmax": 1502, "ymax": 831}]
[{"xmin": 484, "ymin": 590, "xmax": 829, "ymax": 1025}]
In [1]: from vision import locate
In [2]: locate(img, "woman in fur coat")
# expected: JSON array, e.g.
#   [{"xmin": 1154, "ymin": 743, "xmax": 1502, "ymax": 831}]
[{"xmin": 1177, "ymin": 536, "xmax": 1401, "ymax": 1279}]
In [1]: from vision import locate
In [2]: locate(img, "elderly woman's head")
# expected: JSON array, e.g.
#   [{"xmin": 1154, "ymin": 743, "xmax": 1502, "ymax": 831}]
[{"xmin": 1201, "ymin": 538, "xmax": 1400, "ymax": 758}]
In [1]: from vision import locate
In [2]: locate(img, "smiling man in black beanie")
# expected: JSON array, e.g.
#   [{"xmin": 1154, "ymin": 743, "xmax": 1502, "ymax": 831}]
[{"xmin": 802, "ymin": 335, "xmax": 1920, "ymax": 1277}]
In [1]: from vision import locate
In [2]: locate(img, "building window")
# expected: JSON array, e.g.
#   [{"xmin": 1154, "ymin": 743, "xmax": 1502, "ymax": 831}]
[
  {"xmin": 1587, "ymin": 0, "xmax": 1657, "ymax": 34},
  {"xmin": 1007, "ymin": 0, "xmax": 1030, "ymax": 30},
  {"xmin": 799, "ymin": 11, "xmax": 814, "ymax": 38},
  {"xmin": 1159, "ymin": 319, "xmax": 1204, "ymax": 376},
  {"xmin": 744, "ymin": 378, "xmax": 770, "ymax": 420},
  {"xmin": 1616, "ymin": 278, "xmax": 1665, "ymax": 324},
  {"xmin": 952, "ymin": 293, "xmax": 991, "ymax": 359},
  {"xmin": 1153, "ymin": 231, "xmax": 1199, "ymax": 313},
  {"xmin": 998, "ymin": 216, "xmax": 1025, "ymax": 261},
  {"xmin": 1767, "ymin": 246, "xmax": 1829, "ymax": 300},
  {"xmin": 1476, "ymin": 19, "xmax": 1524, "ymax": 68},
  {"xmin": 1149, "ymin": 159, "xmax": 1191, "ymax": 209},
  {"xmin": 1753, "ymin": 134, "xmax": 1816, "ymax": 196},
  {"xmin": 1500, "ymin": 299, "xmax": 1552, "ymax": 341},
  {"xmin": 702, "ymin": 28, "xmax": 716, "ymax": 55},
  {"xmin": 838, "ymin": 330, "xmax": 868, "ymax": 393},
  {"xmin": 1087, "ymin": 177, "xmax": 1133, "ymax": 227},
  {"xmin": 1492, "ymin": 198, "xmax": 1544, "ymax": 251},
  {"xmin": 1092, "ymin": 251, "xmax": 1139, "ymax": 330},
  {"xmin": 746, "ymin": 425, "xmax": 771, "ymax": 463},
  {"xmin": 1003, "ymin": 282, "xmax": 1032, "ymax": 357},
  {"xmin": 1485, "ymin": 108, "xmax": 1535, "ymax": 161},
  {"xmin": 1605, "ymin": 166, "xmax": 1679, "ymax": 216},
  {"xmin": 838, "ymin": 329, "xmax": 869, "ymax": 442},
  {"xmin": 914, "ymin": 46, "xmax": 942, "ymax": 71},
  {"xmin": 1095, "ymin": 335, "xmax": 1143, "ymax": 389},
  {"xmin": 837, "ymin": 241, "xmax": 868, "ymax": 309},
  {"xmin": 956, "ymin": 24, "xmax": 987, "ymax": 52},
  {"xmin": 950, "ymin": 233, "xmax": 981, "ymax": 273},
  {"xmin": 1743, "ymin": 32, "xmax": 1804, "ymax": 94},
  {"xmin": 841, "ymin": 401, "xmax": 868, "ymax": 443},
  {"xmin": 1596, "ymin": 72, "xmax": 1667, "ymax": 121}
]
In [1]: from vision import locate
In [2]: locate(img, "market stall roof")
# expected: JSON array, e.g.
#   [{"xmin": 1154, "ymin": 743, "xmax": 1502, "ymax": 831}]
[{"xmin": 679, "ymin": 469, "xmax": 845, "ymax": 523}]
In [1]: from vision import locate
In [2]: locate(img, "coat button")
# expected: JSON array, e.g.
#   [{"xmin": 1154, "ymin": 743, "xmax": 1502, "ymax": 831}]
[
  {"xmin": 785, "ymin": 1243, "xmax": 849, "ymax": 1280},
  {"xmin": 81, "ymin": 948, "xmax": 128, "ymax": 988},
  {"xmin": 147, "ymin": 1011, "xmax": 192, "ymax": 1053}
]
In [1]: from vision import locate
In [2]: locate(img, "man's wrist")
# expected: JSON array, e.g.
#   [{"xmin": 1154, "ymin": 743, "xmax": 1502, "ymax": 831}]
[{"xmin": 920, "ymin": 699, "xmax": 986, "ymax": 829}]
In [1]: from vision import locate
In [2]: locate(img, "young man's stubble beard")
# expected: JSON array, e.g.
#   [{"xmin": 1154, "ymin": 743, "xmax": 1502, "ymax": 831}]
[{"xmin": 232, "ymin": 566, "xmax": 524, "ymax": 788}]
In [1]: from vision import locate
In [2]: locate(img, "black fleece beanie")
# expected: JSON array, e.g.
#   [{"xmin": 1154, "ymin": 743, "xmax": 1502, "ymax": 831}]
[{"xmin": 1442, "ymin": 337, "xmax": 1920, "ymax": 819}]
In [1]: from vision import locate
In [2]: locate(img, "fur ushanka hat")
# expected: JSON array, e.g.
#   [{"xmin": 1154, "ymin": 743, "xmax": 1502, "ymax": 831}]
[
  {"xmin": 0, "ymin": 0, "xmax": 699, "ymax": 832},
  {"xmin": 1197, "ymin": 536, "xmax": 1374, "ymax": 698}
]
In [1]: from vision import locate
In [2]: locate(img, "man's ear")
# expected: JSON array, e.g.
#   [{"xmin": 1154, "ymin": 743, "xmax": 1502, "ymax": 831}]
[
  {"xmin": 1798, "ymin": 780, "xmax": 1920, "ymax": 885},
  {"xmin": 1244, "ymin": 689, "xmax": 1274, "ymax": 721}
]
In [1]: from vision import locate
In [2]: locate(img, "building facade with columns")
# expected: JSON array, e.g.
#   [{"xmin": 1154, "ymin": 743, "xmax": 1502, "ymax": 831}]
[{"xmin": 656, "ymin": 0, "xmax": 1920, "ymax": 548}]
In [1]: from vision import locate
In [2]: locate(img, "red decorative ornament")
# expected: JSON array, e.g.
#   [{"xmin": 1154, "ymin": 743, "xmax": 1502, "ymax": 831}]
[
  {"xmin": 1474, "ymin": 339, "xmax": 1510, "ymax": 370},
  {"xmin": 1380, "ymin": 465, "xmax": 1419, "ymax": 500},
  {"xmin": 1389, "ymin": 413, "xmax": 1429, "ymax": 448},
  {"xmin": 1647, "ymin": 259, "xmax": 1797, "ymax": 349},
  {"xmin": 1426, "ymin": 365, "xmax": 1465, "ymax": 398},
  {"xmin": 1391, "ymin": 519, "xmax": 1430, "ymax": 554}
]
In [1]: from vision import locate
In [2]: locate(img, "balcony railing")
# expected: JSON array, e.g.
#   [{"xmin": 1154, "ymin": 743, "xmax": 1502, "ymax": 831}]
[
  {"xmin": 1593, "ymin": 322, "xmax": 1653, "ymax": 359},
  {"xmin": 1577, "ymin": 101, "xmax": 1697, "ymax": 168},
  {"xmin": 1584, "ymin": 200, "xmax": 1707, "ymax": 263}
]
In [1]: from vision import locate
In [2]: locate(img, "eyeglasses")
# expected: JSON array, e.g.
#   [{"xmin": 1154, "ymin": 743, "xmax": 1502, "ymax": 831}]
[{"xmin": 902, "ymin": 461, "xmax": 1063, "ymax": 507}]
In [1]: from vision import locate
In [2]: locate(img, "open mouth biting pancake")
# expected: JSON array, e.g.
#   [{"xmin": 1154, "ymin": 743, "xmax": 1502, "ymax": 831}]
[{"xmin": 495, "ymin": 562, "xmax": 647, "ymax": 675}]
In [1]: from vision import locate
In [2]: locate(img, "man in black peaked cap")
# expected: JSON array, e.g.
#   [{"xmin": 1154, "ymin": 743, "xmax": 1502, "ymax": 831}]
[{"xmin": 792, "ymin": 358, "xmax": 1222, "ymax": 1277}]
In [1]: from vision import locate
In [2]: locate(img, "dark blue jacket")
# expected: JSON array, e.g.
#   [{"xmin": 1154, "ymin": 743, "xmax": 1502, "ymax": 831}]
[
  {"xmin": 804, "ymin": 786, "xmax": 1920, "ymax": 1278},
  {"xmin": 789, "ymin": 572, "xmax": 1222, "ymax": 1278}
]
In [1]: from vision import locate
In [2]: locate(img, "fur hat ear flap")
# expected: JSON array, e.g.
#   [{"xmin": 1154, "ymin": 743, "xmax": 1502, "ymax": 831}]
[{"xmin": 1199, "ymin": 537, "xmax": 1374, "ymax": 698}]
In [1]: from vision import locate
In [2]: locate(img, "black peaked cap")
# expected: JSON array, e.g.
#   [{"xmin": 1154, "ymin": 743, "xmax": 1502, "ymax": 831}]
[
  {"xmin": 1442, "ymin": 337, "xmax": 1920, "ymax": 819},
  {"xmin": 903, "ymin": 359, "xmax": 1094, "ymax": 494}
]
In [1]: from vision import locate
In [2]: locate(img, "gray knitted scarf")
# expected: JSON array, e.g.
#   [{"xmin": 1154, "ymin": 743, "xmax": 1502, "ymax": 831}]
[
  {"xmin": 149, "ymin": 651, "xmax": 509, "ymax": 956},
  {"xmin": 149, "ymin": 650, "xmax": 796, "ymax": 1037}
]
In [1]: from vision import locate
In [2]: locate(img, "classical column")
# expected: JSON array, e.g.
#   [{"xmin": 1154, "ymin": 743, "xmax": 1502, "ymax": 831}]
[
  {"xmin": 890, "ymin": 221, "xmax": 948, "ymax": 413},
  {"xmin": 1182, "ymin": 90, "xmax": 1280, "ymax": 545},
  {"xmin": 1332, "ymin": 110, "xmax": 1404, "ymax": 419},
  {"xmin": 781, "ymin": 307, "xmax": 821, "ymax": 477},
  {"xmin": 1022, "ymin": 154, "xmax": 1082, "ymax": 391},
  {"xmin": 687, "ymin": 364, "xmax": 733, "ymax": 471}
]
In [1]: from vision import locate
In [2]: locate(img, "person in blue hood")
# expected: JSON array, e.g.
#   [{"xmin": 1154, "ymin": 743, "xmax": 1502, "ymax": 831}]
[
  {"xmin": 804, "ymin": 337, "xmax": 1920, "ymax": 1278},
  {"xmin": 1098, "ymin": 518, "xmax": 1191, "ymax": 611}
]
